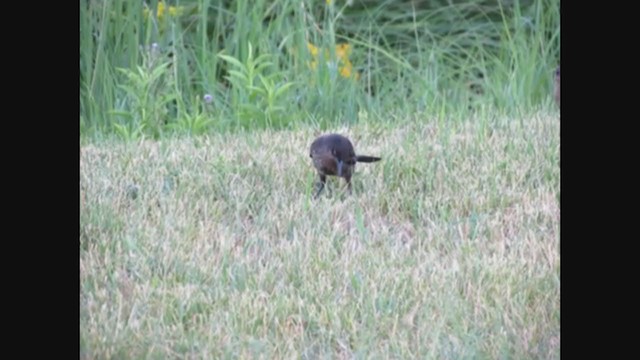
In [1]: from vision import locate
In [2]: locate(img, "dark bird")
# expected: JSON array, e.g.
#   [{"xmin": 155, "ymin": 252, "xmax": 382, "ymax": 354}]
[
  {"xmin": 554, "ymin": 66, "xmax": 560, "ymax": 108},
  {"xmin": 309, "ymin": 133, "xmax": 381, "ymax": 198}
]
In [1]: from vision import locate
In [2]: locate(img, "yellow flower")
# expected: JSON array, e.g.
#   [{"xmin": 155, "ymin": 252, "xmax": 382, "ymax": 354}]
[
  {"xmin": 167, "ymin": 4, "xmax": 184, "ymax": 17},
  {"xmin": 306, "ymin": 42, "xmax": 359, "ymax": 80},
  {"xmin": 338, "ymin": 59, "xmax": 359, "ymax": 80},
  {"xmin": 143, "ymin": 2, "xmax": 184, "ymax": 20},
  {"xmin": 339, "ymin": 64, "xmax": 352, "ymax": 78},
  {"xmin": 307, "ymin": 42, "xmax": 319, "ymax": 57},
  {"xmin": 326, "ymin": 0, "xmax": 333, "ymax": 4},
  {"xmin": 157, "ymin": 1, "xmax": 166, "ymax": 18},
  {"xmin": 336, "ymin": 43, "xmax": 351, "ymax": 60}
]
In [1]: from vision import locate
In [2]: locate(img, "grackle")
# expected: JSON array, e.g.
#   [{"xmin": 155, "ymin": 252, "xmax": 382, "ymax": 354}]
[{"xmin": 309, "ymin": 133, "xmax": 381, "ymax": 198}]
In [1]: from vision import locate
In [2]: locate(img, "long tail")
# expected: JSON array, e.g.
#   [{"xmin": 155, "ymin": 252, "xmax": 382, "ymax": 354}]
[{"xmin": 356, "ymin": 155, "xmax": 381, "ymax": 163}]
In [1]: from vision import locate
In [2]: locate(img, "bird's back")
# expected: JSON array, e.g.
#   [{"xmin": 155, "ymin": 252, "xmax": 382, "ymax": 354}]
[{"xmin": 310, "ymin": 134, "xmax": 355, "ymax": 158}]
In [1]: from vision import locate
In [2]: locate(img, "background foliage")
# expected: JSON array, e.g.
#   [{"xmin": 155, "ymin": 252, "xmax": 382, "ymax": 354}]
[{"xmin": 80, "ymin": 0, "xmax": 560, "ymax": 139}]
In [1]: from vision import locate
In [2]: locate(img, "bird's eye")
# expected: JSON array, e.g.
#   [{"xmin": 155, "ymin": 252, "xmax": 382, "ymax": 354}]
[{"xmin": 331, "ymin": 148, "xmax": 337, "ymax": 157}]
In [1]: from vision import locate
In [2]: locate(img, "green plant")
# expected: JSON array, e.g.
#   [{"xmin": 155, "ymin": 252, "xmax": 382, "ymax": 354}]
[
  {"xmin": 111, "ymin": 45, "xmax": 177, "ymax": 140},
  {"xmin": 218, "ymin": 42, "xmax": 296, "ymax": 128},
  {"xmin": 167, "ymin": 97, "xmax": 215, "ymax": 135}
]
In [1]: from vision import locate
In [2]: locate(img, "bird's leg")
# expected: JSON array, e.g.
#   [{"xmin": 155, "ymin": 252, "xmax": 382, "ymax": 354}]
[
  {"xmin": 314, "ymin": 174, "xmax": 327, "ymax": 199},
  {"xmin": 344, "ymin": 175, "xmax": 353, "ymax": 196}
]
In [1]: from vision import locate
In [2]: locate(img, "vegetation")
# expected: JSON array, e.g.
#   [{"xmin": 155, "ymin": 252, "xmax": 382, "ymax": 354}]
[{"xmin": 80, "ymin": 0, "xmax": 560, "ymax": 139}]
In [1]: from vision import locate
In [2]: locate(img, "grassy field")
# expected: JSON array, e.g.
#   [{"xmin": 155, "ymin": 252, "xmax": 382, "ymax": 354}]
[{"xmin": 80, "ymin": 110, "xmax": 560, "ymax": 358}]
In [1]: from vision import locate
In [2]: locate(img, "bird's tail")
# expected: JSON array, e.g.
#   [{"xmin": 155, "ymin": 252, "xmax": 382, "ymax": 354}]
[{"xmin": 356, "ymin": 155, "xmax": 381, "ymax": 163}]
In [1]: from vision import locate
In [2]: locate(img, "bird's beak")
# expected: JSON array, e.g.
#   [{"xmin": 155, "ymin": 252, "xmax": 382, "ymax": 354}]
[{"xmin": 337, "ymin": 159, "xmax": 343, "ymax": 177}]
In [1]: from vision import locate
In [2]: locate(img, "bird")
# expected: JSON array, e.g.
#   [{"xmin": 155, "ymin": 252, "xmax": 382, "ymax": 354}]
[
  {"xmin": 309, "ymin": 133, "xmax": 381, "ymax": 198},
  {"xmin": 554, "ymin": 66, "xmax": 560, "ymax": 108}
]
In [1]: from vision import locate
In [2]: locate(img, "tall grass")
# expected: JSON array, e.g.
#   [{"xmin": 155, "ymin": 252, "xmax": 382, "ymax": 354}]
[{"xmin": 79, "ymin": 0, "xmax": 560, "ymax": 139}]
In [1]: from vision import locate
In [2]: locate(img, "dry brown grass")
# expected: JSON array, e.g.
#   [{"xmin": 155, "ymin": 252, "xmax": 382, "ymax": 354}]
[{"xmin": 80, "ymin": 112, "xmax": 559, "ymax": 359}]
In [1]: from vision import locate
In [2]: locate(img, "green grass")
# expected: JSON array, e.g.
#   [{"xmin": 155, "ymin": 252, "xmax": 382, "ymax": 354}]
[
  {"xmin": 80, "ymin": 0, "xmax": 560, "ymax": 139},
  {"xmin": 80, "ymin": 111, "xmax": 560, "ymax": 358}
]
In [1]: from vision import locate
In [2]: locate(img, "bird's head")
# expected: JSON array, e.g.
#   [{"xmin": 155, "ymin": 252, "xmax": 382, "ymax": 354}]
[{"xmin": 331, "ymin": 147, "xmax": 356, "ymax": 177}]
